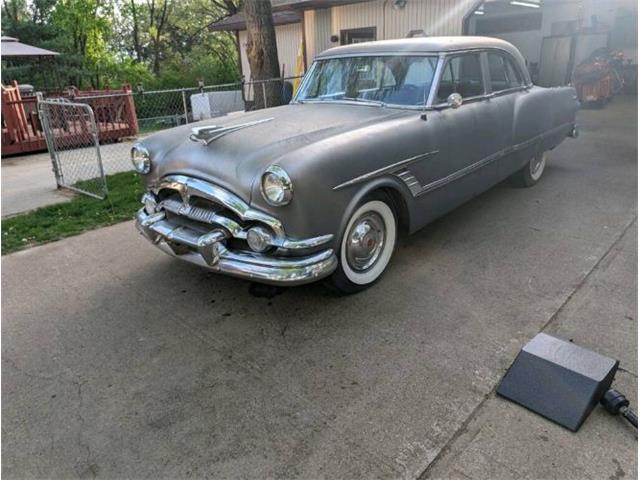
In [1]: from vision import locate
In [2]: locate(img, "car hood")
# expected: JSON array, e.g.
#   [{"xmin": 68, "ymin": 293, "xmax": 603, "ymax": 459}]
[{"xmin": 142, "ymin": 102, "xmax": 407, "ymax": 201}]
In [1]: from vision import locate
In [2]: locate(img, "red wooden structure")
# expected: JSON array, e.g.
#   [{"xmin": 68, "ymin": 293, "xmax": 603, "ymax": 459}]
[{"xmin": 1, "ymin": 81, "xmax": 139, "ymax": 157}]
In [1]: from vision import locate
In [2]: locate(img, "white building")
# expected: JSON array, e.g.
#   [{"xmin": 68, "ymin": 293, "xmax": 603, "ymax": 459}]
[
  {"xmin": 468, "ymin": 0, "xmax": 637, "ymax": 86},
  {"xmin": 210, "ymin": 0, "xmax": 637, "ymax": 87},
  {"xmin": 209, "ymin": 0, "xmax": 480, "ymax": 79}
]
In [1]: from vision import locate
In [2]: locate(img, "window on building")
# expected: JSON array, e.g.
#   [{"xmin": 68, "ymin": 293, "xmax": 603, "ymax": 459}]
[
  {"xmin": 340, "ymin": 27, "xmax": 376, "ymax": 45},
  {"xmin": 487, "ymin": 52, "xmax": 523, "ymax": 92},
  {"xmin": 436, "ymin": 53, "xmax": 484, "ymax": 102}
]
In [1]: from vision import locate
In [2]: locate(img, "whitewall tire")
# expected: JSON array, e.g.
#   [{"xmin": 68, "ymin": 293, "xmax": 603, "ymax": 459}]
[
  {"xmin": 330, "ymin": 196, "xmax": 397, "ymax": 294},
  {"xmin": 513, "ymin": 151, "xmax": 547, "ymax": 187}
]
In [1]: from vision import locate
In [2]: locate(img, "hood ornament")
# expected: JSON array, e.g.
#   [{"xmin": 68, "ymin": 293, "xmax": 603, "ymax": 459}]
[{"xmin": 189, "ymin": 117, "xmax": 274, "ymax": 145}]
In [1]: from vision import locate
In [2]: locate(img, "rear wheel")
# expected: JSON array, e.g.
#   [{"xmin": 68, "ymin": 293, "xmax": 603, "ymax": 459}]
[
  {"xmin": 329, "ymin": 194, "xmax": 397, "ymax": 294},
  {"xmin": 512, "ymin": 151, "xmax": 547, "ymax": 187}
]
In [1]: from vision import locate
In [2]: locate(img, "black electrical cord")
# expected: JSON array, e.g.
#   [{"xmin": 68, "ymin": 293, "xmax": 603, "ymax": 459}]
[{"xmin": 601, "ymin": 389, "xmax": 638, "ymax": 429}]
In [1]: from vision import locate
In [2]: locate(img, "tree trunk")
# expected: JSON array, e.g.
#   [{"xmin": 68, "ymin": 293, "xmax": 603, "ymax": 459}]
[
  {"xmin": 243, "ymin": 0, "xmax": 282, "ymax": 109},
  {"xmin": 130, "ymin": 0, "xmax": 143, "ymax": 61}
]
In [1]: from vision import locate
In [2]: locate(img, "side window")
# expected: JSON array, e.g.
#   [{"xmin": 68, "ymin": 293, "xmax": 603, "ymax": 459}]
[
  {"xmin": 436, "ymin": 53, "xmax": 484, "ymax": 103},
  {"xmin": 487, "ymin": 52, "xmax": 523, "ymax": 92},
  {"xmin": 504, "ymin": 57, "xmax": 524, "ymax": 87}
]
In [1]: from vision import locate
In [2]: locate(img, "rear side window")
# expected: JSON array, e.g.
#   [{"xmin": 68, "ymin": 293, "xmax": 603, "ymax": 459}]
[
  {"xmin": 487, "ymin": 52, "xmax": 523, "ymax": 92},
  {"xmin": 436, "ymin": 53, "xmax": 484, "ymax": 102}
]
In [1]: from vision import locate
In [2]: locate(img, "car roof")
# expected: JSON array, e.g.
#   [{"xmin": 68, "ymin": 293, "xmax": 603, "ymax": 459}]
[
  {"xmin": 314, "ymin": 36, "xmax": 531, "ymax": 85},
  {"xmin": 315, "ymin": 36, "xmax": 521, "ymax": 59}
]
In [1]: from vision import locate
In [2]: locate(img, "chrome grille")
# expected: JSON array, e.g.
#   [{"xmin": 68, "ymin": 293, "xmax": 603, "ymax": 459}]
[
  {"xmin": 158, "ymin": 196, "xmax": 245, "ymax": 238},
  {"xmin": 161, "ymin": 198, "xmax": 220, "ymax": 224}
]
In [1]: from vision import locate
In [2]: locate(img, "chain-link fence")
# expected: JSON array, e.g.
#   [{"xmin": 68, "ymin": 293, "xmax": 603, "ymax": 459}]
[
  {"xmin": 38, "ymin": 98, "xmax": 108, "ymax": 199},
  {"xmin": 39, "ymin": 76, "xmax": 302, "ymax": 198}
]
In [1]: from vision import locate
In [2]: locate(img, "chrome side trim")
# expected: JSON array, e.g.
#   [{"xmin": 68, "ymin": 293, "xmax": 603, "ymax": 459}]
[
  {"xmin": 333, "ymin": 150, "xmax": 439, "ymax": 190},
  {"xmin": 282, "ymin": 234, "xmax": 335, "ymax": 250},
  {"xmin": 395, "ymin": 169, "xmax": 422, "ymax": 196},
  {"xmin": 396, "ymin": 122, "xmax": 574, "ymax": 197},
  {"xmin": 189, "ymin": 118, "xmax": 274, "ymax": 145}
]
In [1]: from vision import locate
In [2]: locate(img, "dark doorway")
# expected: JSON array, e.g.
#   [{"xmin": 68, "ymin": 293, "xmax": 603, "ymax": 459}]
[{"xmin": 340, "ymin": 27, "xmax": 376, "ymax": 45}]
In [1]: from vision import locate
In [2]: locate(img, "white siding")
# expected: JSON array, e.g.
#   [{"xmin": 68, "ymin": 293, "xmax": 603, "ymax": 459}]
[
  {"xmin": 330, "ymin": 0, "xmax": 478, "ymax": 42},
  {"xmin": 239, "ymin": 22, "xmax": 303, "ymax": 80},
  {"xmin": 382, "ymin": 0, "xmax": 478, "ymax": 37},
  {"xmin": 240, "ymin": 1, "xmax": 501, "ymax": 75},
  {"xmin": 304, "ymin": 8, "xmax": 333, "ymax": 62},
  {"xmin": 467, "ymin": 0, "xmax": 638, "ymax": 66},
  {"xmin": 239, "ymin": 30, "xmax": 251, "ymax": 79},
  {"xmin": 276, "ymin": 22, "xmax": 304, "ymax": 77},
  {"xmin": 304, "ymin": 10, "xmax": 317, "ymax": 62},
  {"xmin": 331, "ymin": 0, "xmax": 384, "ymax": 35}
]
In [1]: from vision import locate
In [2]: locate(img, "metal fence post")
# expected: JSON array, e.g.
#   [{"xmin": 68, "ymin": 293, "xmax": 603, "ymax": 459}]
[
  {"xmin": 261, "ymin": 82, "xmax": 267, "ymax": 109},
  {"xmin": 37, "ymin": 92, "xmax": 64, "ymax": 188},
  {"xmin": 181, "ymin": 89, "xmax": 189, "ymax": 124},
  {"xmin": 85, "ymin": 104, "xmax": 108, "ymax": 198}
]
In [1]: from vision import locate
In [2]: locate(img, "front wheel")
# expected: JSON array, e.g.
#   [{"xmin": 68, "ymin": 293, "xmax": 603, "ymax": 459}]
[
  {"xmin": 329, "ymin": 195, "xmax": 397, "ymax": 294},
  {"xmin": 512, "ymin": 151, "xmax": 547, "ymax": 187}
]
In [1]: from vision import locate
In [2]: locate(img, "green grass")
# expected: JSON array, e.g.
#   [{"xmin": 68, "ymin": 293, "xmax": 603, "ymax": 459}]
[{"xmin": 2, "ymin": 171, "xmax": 144, "ymax": 255}]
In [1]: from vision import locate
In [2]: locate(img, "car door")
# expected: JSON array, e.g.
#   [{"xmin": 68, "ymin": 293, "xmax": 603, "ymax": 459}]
[
  {"xmin": 409, "ymin": 51, "xmax": 497, "ymax": 222},
  {"xmin": 482, "ymin": 50, "xmax": 529, "ymax": 180}
]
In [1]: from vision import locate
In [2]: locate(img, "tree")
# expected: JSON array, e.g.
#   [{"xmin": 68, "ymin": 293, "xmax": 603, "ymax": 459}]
[
  {"xmin": 1, "ymin": 0, "xmax": 241, "ymax": 90},
  {"xmin": 51, "ymin": 0, "xmax": 114, "ymax": 87},
  {"xmin": 147, "ymin": 0, "xmax": 172, "ymax": 75},
  {"xmin": 243, "ymin": 0, "xmax": 281, "ymax": 108},
  {"xmin": 129, "ymin": 0, "xmax": 143, "ymax": 61}
]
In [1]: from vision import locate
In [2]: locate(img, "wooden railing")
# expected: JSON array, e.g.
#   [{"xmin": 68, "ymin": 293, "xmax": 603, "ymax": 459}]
[{"xmin": 1, "ymin": 82, "xmax": 139, "ymax": 157}]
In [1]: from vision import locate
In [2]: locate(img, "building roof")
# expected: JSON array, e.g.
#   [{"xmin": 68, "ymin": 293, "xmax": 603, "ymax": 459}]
[
  {"xmin": 315, "ymin": 36, "xmax": 522, "ymax": 59},
  {"xmin": 209, "ymin": 10, "xmax": 302, "ymax": 32},
  {"xmin": 208, "ymin": 0, "xmax": 368, "ymax": 32},
  {"xmin": 1, "ymin": 36, "xmax": 59, "ymax": 57}
]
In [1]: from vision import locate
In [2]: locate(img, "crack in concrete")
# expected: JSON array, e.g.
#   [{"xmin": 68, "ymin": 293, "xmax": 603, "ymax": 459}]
[
  {"xmin": 71, "ymin": 378, "xmax": 97, "ymax": 480},
  {"xmin": 417, "ymin": 215, "xmax": 638, "ymax": 480},
  {"xmin": 617, "ymin": 366, "xmax": 638, "ymax": 378},
  {"xmin": 3, "ymin": 357, "xmax": 65, "ymax": 382}
]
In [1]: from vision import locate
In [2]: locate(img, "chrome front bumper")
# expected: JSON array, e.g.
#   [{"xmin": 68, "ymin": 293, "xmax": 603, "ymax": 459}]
[{"xmin": 135, "ymin": 209, "xmax": 338, "ymax": 286}]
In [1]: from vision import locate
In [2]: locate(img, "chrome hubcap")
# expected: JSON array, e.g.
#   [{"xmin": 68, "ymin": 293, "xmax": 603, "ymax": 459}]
[{"xmin": 346, "ymin": 212, "xmax": 385, "ymax": 272}]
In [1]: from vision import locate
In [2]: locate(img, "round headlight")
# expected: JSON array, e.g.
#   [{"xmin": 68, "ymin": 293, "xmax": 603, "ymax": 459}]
[
  {"xmin": 261, "ymin": 165, "xmax": 293, "ymax": 206},
  {"xmin": 131, "ymin": 144, "xmax": 151, "ymax": 174},
  {"xmin": 246, "ymin": 226, "xmax": 273, "ymax": 252}
]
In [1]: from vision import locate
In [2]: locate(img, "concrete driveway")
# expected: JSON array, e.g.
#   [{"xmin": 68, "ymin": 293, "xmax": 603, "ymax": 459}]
[{"xmin": 2, "ymin": 98, "xmax": 637, "ymax": 479}]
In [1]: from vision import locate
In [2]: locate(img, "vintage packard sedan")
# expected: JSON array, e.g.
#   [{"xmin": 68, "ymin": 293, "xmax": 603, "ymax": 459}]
[{"xmin": 134, "ymin": 36, "xmax": 579, "ymax": 293}]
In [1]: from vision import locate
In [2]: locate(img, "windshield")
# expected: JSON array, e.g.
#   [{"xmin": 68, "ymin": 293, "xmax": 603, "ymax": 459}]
[{"xmin": 296, "ymin": 55, "xmax": 438, "ymax": 107}]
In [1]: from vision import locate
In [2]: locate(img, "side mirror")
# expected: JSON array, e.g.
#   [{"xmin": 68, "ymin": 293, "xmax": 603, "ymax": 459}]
[{"xmin": 447, "ymin": 93, "xmax": 463, "ymax": 109}]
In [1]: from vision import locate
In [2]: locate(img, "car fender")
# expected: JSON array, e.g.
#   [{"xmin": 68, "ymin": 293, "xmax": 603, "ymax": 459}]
[{"xmin": 336, "ymin": 176, "xmax": 414, "ymax": 249}]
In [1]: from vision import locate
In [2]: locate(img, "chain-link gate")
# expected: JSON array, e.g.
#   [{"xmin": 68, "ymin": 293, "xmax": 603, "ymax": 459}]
[{"xmin": 38, "ymin": 98, "xmax": 108, "ymax": 199}]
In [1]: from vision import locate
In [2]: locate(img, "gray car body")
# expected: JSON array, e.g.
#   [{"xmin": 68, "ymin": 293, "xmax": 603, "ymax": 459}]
[{"xmin": 140, "ymin": 36, "xmax": 579, "ymax": 252}]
